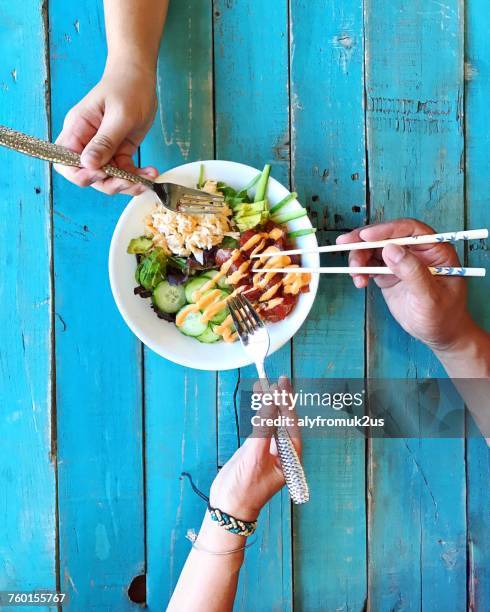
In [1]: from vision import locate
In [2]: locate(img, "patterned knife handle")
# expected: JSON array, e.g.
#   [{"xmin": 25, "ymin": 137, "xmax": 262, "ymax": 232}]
[{"xmin": 0, "ymin": 125, "xmax": 154, "ymax": 188}]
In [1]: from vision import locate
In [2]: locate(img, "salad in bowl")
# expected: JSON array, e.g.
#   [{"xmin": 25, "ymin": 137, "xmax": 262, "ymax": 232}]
[{"xmin": 109, "ymin": 160, "xmax": 319, "ymax": 370}]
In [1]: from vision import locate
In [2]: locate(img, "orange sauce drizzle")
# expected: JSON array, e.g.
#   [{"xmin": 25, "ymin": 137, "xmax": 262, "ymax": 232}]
[{"xmin": 176, "ymin": 228, "xmax": 310, "ymax": 342}]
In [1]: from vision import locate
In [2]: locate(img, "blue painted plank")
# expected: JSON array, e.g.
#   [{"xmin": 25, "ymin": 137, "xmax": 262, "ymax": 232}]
[
  {"xmin": 49, "ymin": 1, "xmax": 145, "ymax": 607},
  {"xmin": 0, "ymin": 2, "xmax": 57, "ymax": 609},
  {"xmin": 364, "ymin": 1, "xmax": 466, "ymax": 609},
  {"xmin": 139, "ymin": 2, "xmax": 217, "ymax": 609},
  {"xmin": 465, "ymin": 0, "xmax": 490, "ymax": 608},
  {"xmin": 213, "ymin": 2, "xmax": 293, "ymax": 609},
  {"xmin": 289, "ymin": 0, "xmax": 367, "ymax": 609}
]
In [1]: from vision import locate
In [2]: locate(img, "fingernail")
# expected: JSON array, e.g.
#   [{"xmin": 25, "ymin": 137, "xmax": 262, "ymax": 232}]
[
  {"xmin": 359, "ymin": 225, "xmax": 372, "ymax": 238},
  {"xmin": 142, "ymin": 167, "xmax": 157, "ymax": 177},
  {"xmin": 353, "ymin": 276, "xmax": 363, "ymax": 288},
  {"xmin": 384, "ymin": 244, "xmax": 405, "ymax": 264}
]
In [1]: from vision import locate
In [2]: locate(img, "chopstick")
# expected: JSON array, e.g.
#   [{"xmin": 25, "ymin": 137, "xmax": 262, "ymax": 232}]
[
  {"xmin": 251, "ymin": 228, "xmax": 488, "ymax": 258},
  {"xmin": 253, "ymin": 266, "xmax": 486, "ymax": 277}
]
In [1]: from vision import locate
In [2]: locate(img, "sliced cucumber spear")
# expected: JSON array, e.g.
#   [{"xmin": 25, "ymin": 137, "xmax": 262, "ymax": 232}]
[
  {"xmin": 254, "ymin": 164, "xmax": 271, "ymax": 203},
  {"xmin": 197, "ymin": 163, "xmax": 205, "ymax": 189},
  {"xmin": 269, "ymin": 192, "xmax": 298, "ymax": 215},
  {"xmin": 272, "ymin": 208, "xmax": 308, "ymax": 225},
  {"xmin": 287, "ymin": 228, "xmax": 317, "ymax": 239},
  {"xmin": 238, "ymin": 173, "xmax": 261, "ymax": 196}
]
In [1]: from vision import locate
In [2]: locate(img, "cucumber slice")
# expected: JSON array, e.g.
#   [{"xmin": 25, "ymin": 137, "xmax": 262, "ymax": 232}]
[
  {"xmin": 200, "ymin": 289, "xmax": 230, "ymax": 325},
  {"xmin": 217, "ymin": 275, "xmax": 231, "ymax": 290},
  {"xmin": 201, "ymin": 270, "xmax": 220, "ymax": 281},
  {"xmin": 196, "ymin": 325, "xmax": 221, "ymax": 343},
  {"xmin": 152, "ymin": 281, "xmax": 186, "ymax": 314},
  {"xmin": 212, "ymin": 321, "xmax": 235, "ymax": 334},
  {"xmin": 202, "ymin": 269, "xmax": 231, "ymax": 289},
  {"xmin": 202, "ymin": 270, "xmax": 231, "ymax": 290},
  {"xmin": 184, "ymin": 276, "xmax": 210, "ymax": 303},
  {"xmin": 176, "ymin": 308, "xmax": 208, "ymax": 337}
]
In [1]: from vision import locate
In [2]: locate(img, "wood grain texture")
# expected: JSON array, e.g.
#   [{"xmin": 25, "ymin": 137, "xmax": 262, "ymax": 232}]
[
  {"xmin": 139, "ymin": 2, "xmax": 217, "ymax": 609},
  {"xmin": 49, "ymin": 1, "xmax": 145, "ymax": 608},
  {"xmin": 289, "ymin": 1, "xmax": 367, "ymax": 609},
  {"xmin": 0, "ymin": 2, "xmax": 57, "ymax": 609},
  {"xmin": 364, "ymin": 0, "xmax": 467, "ymax": 609},
  {"xmin": 465, "ymin": 0, "xmax": 490, "ymax": 608},
  {"xmin": 213, "ymin": 1, "xmax": 293, "ymax": 609}
]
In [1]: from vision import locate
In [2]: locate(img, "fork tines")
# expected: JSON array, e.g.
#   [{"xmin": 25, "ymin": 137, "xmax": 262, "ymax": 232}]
[
  {"xmin": 228, "ymin": 294, "xmax": 264, "ymax": 340},
  {"xmin": 178, "ymin": 193, "xmax": 226, "ymax": 215}
]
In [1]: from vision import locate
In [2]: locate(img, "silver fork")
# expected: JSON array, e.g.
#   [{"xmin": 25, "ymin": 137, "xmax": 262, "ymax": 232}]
[
  {"xmin": 0, "ymin": 125, "xmax": 225, "ymax": 215},
  {"xmin": 228, "ymin": 294, "xmax": 309, "ymax": 504}
]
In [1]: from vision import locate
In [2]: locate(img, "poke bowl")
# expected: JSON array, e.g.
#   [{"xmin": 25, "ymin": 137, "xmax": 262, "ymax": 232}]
[{"xmin": 109, "ymin": 160, "xmax": 319, "ymax": 371}]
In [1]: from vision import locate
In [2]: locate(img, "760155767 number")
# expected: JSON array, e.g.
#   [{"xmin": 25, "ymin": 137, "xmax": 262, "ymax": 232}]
[{"xmin": 0, "ymin": 591, "xmax": 67, "ymax": 606}]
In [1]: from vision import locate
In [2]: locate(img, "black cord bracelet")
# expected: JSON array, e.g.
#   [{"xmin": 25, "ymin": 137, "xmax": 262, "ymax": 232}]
[{"xmin": 181, "ymin": 472, "xmax": 257, "ymax": 537}]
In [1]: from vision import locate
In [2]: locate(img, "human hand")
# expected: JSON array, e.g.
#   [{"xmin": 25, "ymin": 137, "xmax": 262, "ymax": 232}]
[
  {"xmin": 209, "ymin": 376, "xmax": 299, "ymax": 521},
  {"xmin": 54, "ymin": 62, "xmax": 159, "ymax": 195},
  {"xmin": 338, "ymin": 218, "xmax": 472, "ymax": 352}
]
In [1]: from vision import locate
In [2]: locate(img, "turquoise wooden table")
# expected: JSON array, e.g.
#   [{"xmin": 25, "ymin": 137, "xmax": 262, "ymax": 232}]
[{"xmin": 1, "ymin": 0, "xmax": 489, "ymax": 610}]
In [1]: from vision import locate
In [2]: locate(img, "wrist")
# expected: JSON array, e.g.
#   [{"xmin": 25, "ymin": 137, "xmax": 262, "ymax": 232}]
[
  {"xmin": 209, "ymin": 492, "xmax": 260, "ymax": 523},
  {"xmin": 433, "ymin": 318, "xmax": 490, "ymax": 377},
  {"xmin": 105, "ymin": 52, "xmax": 157, "ymax": 83},
  {"xmin": 194, "ymin": 513, "xmax": 246, "ymax": 567}
]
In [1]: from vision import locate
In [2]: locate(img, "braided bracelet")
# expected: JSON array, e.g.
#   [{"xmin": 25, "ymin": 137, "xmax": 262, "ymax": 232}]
[{"xmin": 208, "ymin": 504, "xmax": 257, "ymax": 537}]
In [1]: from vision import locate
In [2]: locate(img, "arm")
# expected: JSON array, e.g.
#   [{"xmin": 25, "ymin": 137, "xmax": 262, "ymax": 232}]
[
  {"xmin": 166, "ymin": 514, "xmax": 245, "ymax": 612},
  {"xmin": 433, "ymin": 321, "xmax": 490, "ymax": 379},
  {"xmin": 55, "ymin": 0, "xmax": 169, "ymax": 195},
  {"xmin": 104, "ymin": 0, "xmax": 168, "ymax": 75},
  {"xmin": 168, "ymin": 378, "xmax": 297, "ymax": 611},
  {"xmin": 339, "ymin": 218, "xmax": 490, "ymax": 436}
]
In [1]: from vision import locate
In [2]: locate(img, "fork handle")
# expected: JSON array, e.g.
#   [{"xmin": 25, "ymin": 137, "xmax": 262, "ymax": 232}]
[
  {"xmin": 257, "ymin": 366, "xmax": 310, "ymax": 505},
  {"xmin": 0, "ymin": 125, "xmax": 154, "ymax": 188}
]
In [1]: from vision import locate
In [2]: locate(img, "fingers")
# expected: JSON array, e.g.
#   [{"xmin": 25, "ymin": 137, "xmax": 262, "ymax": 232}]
[
  {"xmin": 79, "ymin": 105, "xmax": 135, "ymax": 170},
  {"xmin": 337, "ymin": 228, "xmax": 375, "ymax": 288},
  {"xmin": 54, "ymin": 125, "xmax": 107, "ymax": 187},
  {"xmin": 381, "ymin": 244, "xmax": 434, "ymax": 296},
  {"xmin": 91, "ymin": 165, "xmax": 159, "ymax": 196},
  {"xmin": 359, "ymin": 218, "xmax": 435, "ymax": 242},
  {"xmin": 339, "ymin": 218, "xmax": 462, "ymax": 289}
]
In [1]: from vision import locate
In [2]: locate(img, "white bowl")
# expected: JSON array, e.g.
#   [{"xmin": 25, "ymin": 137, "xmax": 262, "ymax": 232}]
[{"xmin": 109, "ymin": 160, "xmax": 319, "ymax": 371}]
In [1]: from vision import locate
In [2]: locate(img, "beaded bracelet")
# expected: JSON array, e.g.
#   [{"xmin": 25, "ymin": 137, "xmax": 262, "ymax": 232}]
[{"xmin": 208, "ymin": 504, "xmax": 257, "ymax": 537}]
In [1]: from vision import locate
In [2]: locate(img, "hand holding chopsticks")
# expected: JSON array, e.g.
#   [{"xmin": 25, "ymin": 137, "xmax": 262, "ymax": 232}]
[{"xmin": 253, "ymin": 227, "xmax": 488, "ymax": 278}]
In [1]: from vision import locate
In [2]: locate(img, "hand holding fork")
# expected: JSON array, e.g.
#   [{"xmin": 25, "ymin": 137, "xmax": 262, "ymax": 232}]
[{"xmin": 228, "ymin": 294, "xmax": 309, "ymax": 505}]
